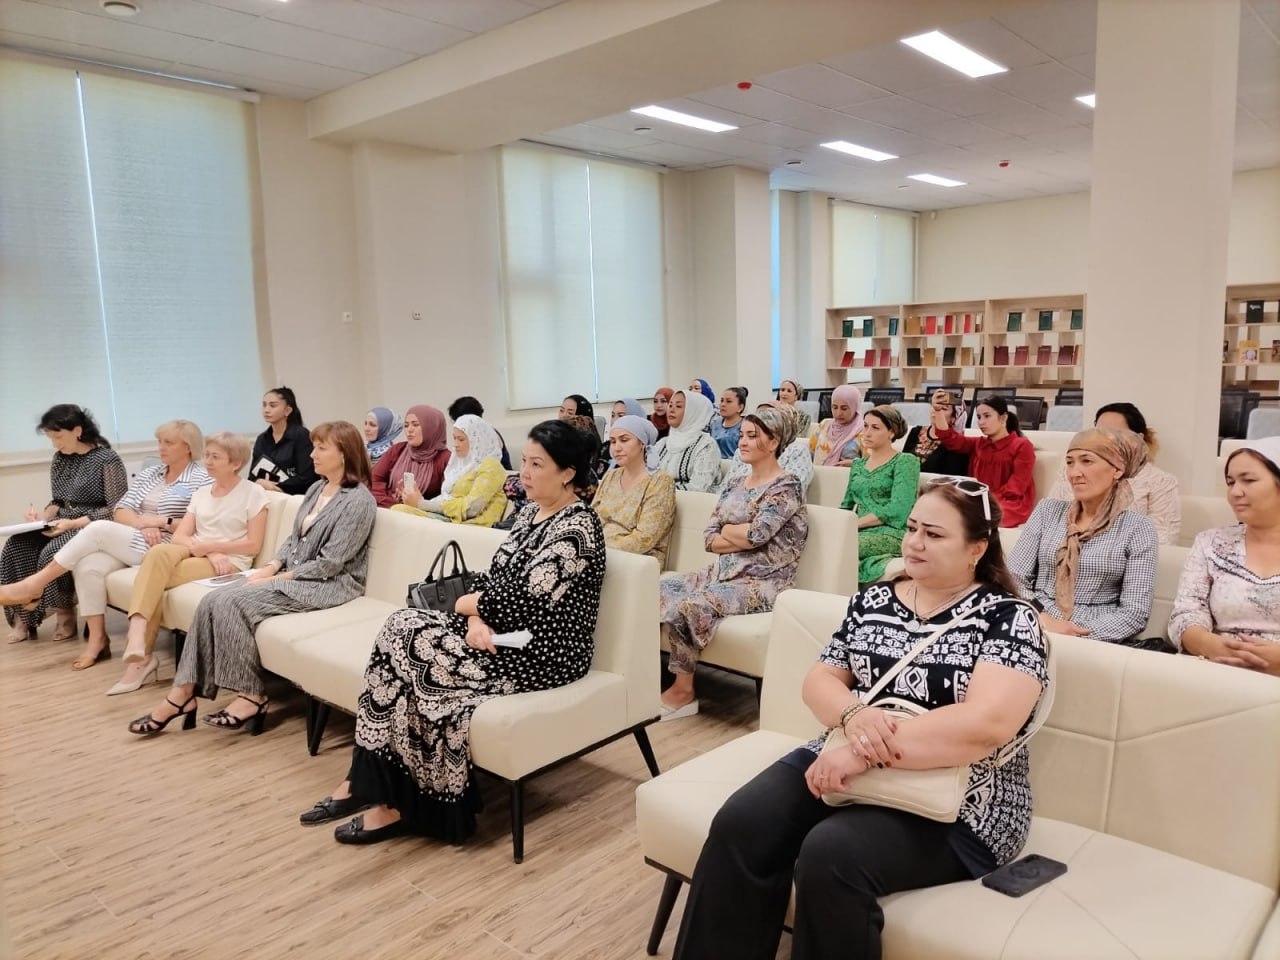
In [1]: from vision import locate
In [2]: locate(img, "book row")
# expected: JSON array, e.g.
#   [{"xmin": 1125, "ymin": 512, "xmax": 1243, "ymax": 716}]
[
  {"xmin": 1004, "ymin": 309, "xmax": 1084, "ymax": 332},
  {"xmin": 839, "ymin": 344, "xmax": 1082, "ymax": 368},
  {"xmin": 841, "ymin": 313, "xmax": 980, "ymax": 338}
]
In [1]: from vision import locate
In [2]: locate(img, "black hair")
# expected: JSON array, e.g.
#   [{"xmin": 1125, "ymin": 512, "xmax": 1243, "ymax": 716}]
[
  {"xmin": 1095, "ymin": 401, "xmax": 1158, "ymax": 456},
  {"xmin": 1226, "ymin": 448, "xmax": 1280, "ymax": 486},
  {"xmin": 528, "ymin": 419, "xmax": 593, "ymax": 487},
  {"xmin": 565, "ymin": 394, "xmax": 594, "ymax": 420},
  {"xmin": 266, "ymin": 386, "xmax": 304, "ymax": 428},
  {"xmin": 448, "ymin": 396, "xmax": 485, "ymax": 421},
  {"xmin": 919, "ymin": 481, "xmax": 1021, "ymax": 597},
  {"xmin": 37, "ymin": 404, "xmax": 110, "ymax": 448},
  {"xmin": 724, "ymin": 386, "xmax": 748, "ymax": 409},
  {"xmin": 976, "ymin": 395, "xmax": 1021, "ymax": 436}
]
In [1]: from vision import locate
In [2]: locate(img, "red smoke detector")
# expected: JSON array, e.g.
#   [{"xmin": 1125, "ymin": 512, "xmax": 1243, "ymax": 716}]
[
  {"xmin": 998, "ymin": 160, "xmax": 1010, "ymax": 168},
  {"xmin": 737, "ymin": 81, "xmax": 753, "ymax": 90}
]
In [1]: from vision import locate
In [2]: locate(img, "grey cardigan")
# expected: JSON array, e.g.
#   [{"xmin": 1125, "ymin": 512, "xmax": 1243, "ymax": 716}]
[{"xmin": 272, "ymin": 481, "xmax": 377, "ymax": 608}]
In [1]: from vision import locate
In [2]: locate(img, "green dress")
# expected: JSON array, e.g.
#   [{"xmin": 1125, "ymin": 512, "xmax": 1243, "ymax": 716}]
[{"xmin": 840, "ymin": 452, "xmax": 921, "ymax": 585}]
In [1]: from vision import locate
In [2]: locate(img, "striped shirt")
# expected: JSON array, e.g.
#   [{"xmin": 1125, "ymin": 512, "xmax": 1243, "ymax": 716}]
[{"xmin": 115, "ymin": 462, "xmax": 212, "ymax": 554}]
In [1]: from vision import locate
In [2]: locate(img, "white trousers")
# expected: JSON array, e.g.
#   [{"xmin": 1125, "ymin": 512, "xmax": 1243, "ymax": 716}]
[{"xmin": 54, "ymin": 520, "xmax": 145, "ymax": 617}]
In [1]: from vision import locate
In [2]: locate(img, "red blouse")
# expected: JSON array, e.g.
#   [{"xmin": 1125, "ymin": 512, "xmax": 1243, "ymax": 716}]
[{"xmin": 935, "ymin": 428, "xmax": 1037, "ymax": 527}]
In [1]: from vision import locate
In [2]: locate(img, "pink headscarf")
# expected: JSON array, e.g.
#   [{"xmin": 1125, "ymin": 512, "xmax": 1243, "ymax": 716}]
[
  {"xmin": 821, "ymin": 384, "xmax": 864, "ymax": 466},
  {"xmin": 390, "ymin": 404, "xmax": 450, "ymax": 495}
]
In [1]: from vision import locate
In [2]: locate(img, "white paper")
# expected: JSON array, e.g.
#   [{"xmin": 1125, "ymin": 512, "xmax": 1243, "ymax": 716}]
[
  {"xmin": 491, "ymin": 630, "xmax": 533, "ymax": 649},
  {"xmin": 0, "ymin": 521, "xmax": 50, "ymax": 537}
]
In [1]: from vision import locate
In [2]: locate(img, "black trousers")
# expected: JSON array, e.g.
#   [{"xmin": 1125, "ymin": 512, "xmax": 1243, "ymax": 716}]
[{"xmin": 673, "ymin": 761, "xmax": 970, "ymax": 960}]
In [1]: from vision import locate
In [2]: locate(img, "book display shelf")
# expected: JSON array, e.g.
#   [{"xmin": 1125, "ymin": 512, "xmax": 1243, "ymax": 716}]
[
  {"xmin": 1223, "ymin": 283, "xmax": 1280, "ymax": 391},
  {"xmin": 984, "ymin": 295, "xmax": 1085, "ymax": 389}
]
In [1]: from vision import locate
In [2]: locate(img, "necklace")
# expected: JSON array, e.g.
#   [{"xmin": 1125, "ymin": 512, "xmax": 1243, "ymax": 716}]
[{"xmin": 906, "ymin": 580, "xmax": 975, "ymax": 631}]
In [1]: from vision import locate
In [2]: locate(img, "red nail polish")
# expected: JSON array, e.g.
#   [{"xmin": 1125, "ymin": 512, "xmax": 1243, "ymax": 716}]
[{"xmin": 895, "ymin": 753, "xmax": 903, "ymax": 760}]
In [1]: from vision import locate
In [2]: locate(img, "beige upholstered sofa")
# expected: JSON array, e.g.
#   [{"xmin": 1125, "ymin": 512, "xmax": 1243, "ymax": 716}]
[
  {"xmin": 660, "ymin": 491, "xmax": 859, "ymax": 693},
  {"xmin": 105, "ymin": 494, "xmax": 662, "ymax": 862},
  {"xmin": 636, "ymin": 589, "xmax": 1280, "ymax": 958}
]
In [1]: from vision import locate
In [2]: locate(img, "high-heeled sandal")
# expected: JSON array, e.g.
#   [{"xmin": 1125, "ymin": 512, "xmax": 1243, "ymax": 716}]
[
  {"xmin": 4, "ymin": 601, "xmax": 38, "ymax": 643},
  {"xmin": 128, "ymin": 694, "xmax": 198, "ymax": 736},
  {"xmin": 203, "ymin": 696, "xmax": 269, "ymax": 736},
  {"xmin": 51, "ymin": 609, "xmax": 78, "ymax": 643},
  {"xmin": 70, "ymin": 643, "xmax": 111, "ymax": 671}
]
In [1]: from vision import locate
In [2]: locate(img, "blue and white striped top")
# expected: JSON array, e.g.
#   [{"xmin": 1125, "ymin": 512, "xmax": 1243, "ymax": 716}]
[{"xmin": 115, "ymin": 461, "xmax": 212, "ymax": 554}]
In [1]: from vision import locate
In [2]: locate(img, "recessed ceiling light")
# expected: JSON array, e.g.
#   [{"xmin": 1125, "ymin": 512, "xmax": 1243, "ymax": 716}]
[
  {"xmin": 820, "ymin": 140, "xmax": 897, "ymax": 162},
  {"xmin": 900, "ymin": 31, "xmax": 1007, "ymax": 78},
  {"xmin": 1076, "ymin": 93, "xmax": 1096, "ymax": 108},
  {"xmin": 630, "ymin": 105, "xmax": 736, "ymax": 133},
  {"xmin": 909, "ymin": 173, "xmax": 966, "ymax": 187},
  {"xmin": 100, "ymin": 0, "xmax": 139, "ymax": 15}
]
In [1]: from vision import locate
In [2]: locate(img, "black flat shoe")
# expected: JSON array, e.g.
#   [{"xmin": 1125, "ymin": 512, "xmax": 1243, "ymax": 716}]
[
  {"xmin": 334, "ymin": 814, "xmax": 408, "ymax": 845},
  {"xmin": 300, "ymin": 795, "xmax": 370, "ymax": 826}
]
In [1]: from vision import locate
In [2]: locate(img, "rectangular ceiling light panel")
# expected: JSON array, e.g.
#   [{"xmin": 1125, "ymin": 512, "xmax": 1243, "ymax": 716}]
[
  {"xmin": 630, "ymin": 105, "xmax": 737, "ymax": 133},
  {"xmin": 900, "ymin": 31, "xmax": 1007, "ymax": 78}
]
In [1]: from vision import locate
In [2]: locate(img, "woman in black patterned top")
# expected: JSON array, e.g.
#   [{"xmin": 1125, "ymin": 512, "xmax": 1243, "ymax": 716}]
[
  {"xmin": 674, "ymin": 478, "xmax": 1048, "ymax": 960},
  {"xmin": 1, "ymin": 405, "xmax": 127, "ymax": 644},
  {"xmin": 299, "ymin": 420, "xmax": 607, "ymax": 846}
]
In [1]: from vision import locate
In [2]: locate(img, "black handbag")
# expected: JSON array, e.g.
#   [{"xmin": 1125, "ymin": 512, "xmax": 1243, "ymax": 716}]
[{"xmin": 406, "ymin": 541, "xmax": 476, "ymax": 613}]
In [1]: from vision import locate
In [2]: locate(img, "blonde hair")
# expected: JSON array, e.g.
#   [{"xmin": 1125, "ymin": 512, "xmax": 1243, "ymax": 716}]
[
  {"xmin": 204, "ymin": 431, "xmax": 251, "ymax": 472},
  {"xmin": 155, "ymin": 420, "xmax": 204, "ymax": 460}
]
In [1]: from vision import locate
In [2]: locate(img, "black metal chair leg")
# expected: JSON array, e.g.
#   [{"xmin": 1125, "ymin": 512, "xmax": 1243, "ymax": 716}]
[
  {"xmin": 634, "ymin": 727, "xmax": 661, "ymax": 778},
  {"xmin": 510, "ymin": 780, "xmax": 525, "ymax": 864},
  {"xmin": 754, "ymin": 676, "xmax": 763, "ymax": 701},
  {"xmin": 307, "ymin": 699, "xmax": 331, "ymax": 756},
  {"xmin": 647, "ymin": 874, "xmax": 684, "ymax": 955}
]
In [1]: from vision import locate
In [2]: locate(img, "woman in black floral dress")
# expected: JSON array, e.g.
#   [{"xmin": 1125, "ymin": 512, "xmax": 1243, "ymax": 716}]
[
  {"xmin": 2, "ymin": 405, "xmax": 127, "ymax": 643},
  {"xmin": 299, "ymin": 420, "xmax": 607, "ymax": 845}
]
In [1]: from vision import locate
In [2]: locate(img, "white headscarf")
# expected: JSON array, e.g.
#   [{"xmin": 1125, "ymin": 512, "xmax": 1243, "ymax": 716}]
[
  {"xmin": 663, "ymin": 390, "xmax": 715, "ymax": 455},
  {"xmin": 441, "ymin": 414, "xmax": 503, "ymax": 496},
  {"xmin": 611, "ymin": 415, "xmax": 660, "ymax": 473}
]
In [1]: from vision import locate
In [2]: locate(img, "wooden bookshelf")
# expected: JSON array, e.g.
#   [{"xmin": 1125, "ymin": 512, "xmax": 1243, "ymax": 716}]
[
  {"xmin": 984, "ymin": 295, "xmax": 1084, "ymax": 390},
  {"xmin": 1223, "ymin": 283, "xmax": 1280, "ymax": 391}
]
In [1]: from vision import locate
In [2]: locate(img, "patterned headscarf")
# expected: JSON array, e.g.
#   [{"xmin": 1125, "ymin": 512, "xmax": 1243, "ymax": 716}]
[
  {"xmin": 610, "ymin": 415, "xmax": 659, "ymax": 472},
  {"xmin": 780, "ymin": 379, "xmax": 803, "ymax": 403},
  {"xmin": 747, "ymin": 404, "xmax": 799, "ymax": 454},
  {"xmin": 866, "ymin": 404, "xmax": 907, "ymax": 440},
  {"xmin": 821, "ymin": 384, "xmax": 864, "ymax": 466},
  {"xmin": 365, "ymin": 406, "xmax": 402, "ymax": 462},
  {"xmin": 1054, "ymin": 427, "xmax": 1147, "ymax": 617},
  {"xmin": 441, "ymin": 414, "xmax": 503, "ymax": 496}
]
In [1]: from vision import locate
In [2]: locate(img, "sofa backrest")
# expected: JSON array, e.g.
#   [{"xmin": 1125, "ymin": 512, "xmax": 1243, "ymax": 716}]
[
  {"xmin": 595, "ymin": 548, "xmax": 660, "ymax": 726},
  {"xmin": 362, "ymin": 507, "xmax": 505, "ymax": 606},
  {"xmin": 1031, "ymin": 451, "xmax": 1062, "ymax": 503},
  {"xmin": 1179, "ymin": 495, "xmax": 1236, "ymax": 547},
  {"xmin": 1150, "ymin": 545, "xmax": 1188, "ymax": 640},
  {"xmin": 256, "ymin": 492, "xmax": 302, "ymax": 566},
  {"xmin": 808, "ymin": 465, "xmax": 848, "ymax": 508},
  {"xmin": 761, "ymin": 590, "xmax": 845, "ymax": 739}
]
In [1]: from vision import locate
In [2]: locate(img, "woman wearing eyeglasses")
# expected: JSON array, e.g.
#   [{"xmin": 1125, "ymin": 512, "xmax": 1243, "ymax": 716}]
[
  {"xmin": 931, "ymin": 395, "xmax": 1035, "ymax": 528},
  {"xmin": 672, "ymin": 477, "xmax": 1047, "ymax": 960},
  {"xmin": 1006, "ymin": 428, "xmax": 1157, "ymax": 642}
]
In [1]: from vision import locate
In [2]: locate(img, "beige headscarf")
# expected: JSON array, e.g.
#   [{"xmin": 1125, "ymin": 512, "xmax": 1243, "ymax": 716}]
[
  {"xmin": 1054, "ymin": 427, "xmax": 1147, "ymax": 617},
  {"xmin": 747, "ymin": 403, "xmax": 800, "ymax": 454}
]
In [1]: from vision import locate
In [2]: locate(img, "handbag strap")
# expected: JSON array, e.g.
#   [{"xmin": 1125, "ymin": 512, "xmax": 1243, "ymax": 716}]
[{"xmin": 425, "ymin": 540, "xmax": 468, "ymax": 581}]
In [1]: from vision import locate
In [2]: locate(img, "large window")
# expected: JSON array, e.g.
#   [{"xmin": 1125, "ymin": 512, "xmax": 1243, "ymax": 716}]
[
  {"xmin": 0, "ymin": 58, "xmax": 262, "ymax": 454},
  {"xmin": 830, "ymin": 200, "xmax": 915, "ymax": 306},
  {"xmin": 499, "ymin": 145, "xmax": 665, "ymax": 410}
]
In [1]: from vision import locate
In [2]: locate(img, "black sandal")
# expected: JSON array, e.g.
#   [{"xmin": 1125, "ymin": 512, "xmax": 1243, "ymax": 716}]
[
  {"xmin": 203, "ymin": 696, "xmax": 269, "ymax": 736},
  {"xmin": 128, "ymin": 694, "xmax": 197, "ymax": 736},
  {"xmin": 300, "ymin": 795, "xmax": 371, "ymax": 826}
]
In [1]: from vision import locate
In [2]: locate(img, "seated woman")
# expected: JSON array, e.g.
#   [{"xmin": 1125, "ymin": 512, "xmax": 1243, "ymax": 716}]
[
  {"xmin": 611, "ymin": 398, "xmax": 646, "ymax": 426},
  {"xmin": 932, "ymin": 394, "xmax": 1035, "ymax": 527},
  {"xmin": 650, "ymin": 387, "xmax": 674, "ymax": 440},
  {"xmin": 592, "ymin": 415, "xmax": 677, "ymax": 567},
  {"xmin": 113, "ymin": 432, "xmax": 268, "ymax": 695},
  {"xmin": 559, "ymin": 394, "xmax": 600, "ymax": 438},
  {"xmin": 1047, "ymin": 402, "xmax": 1180, "ymax": 544},
  {"xmin": 840, "ymin": 406, "xmax": 921, "ymax": 586},
  {"xmin": 718, "ymin": 401, "xmax": 815, "ymax": 494},
  {"xmin": 672, "ymin": 480, "xmax": 1047, "ymax": 960},
  {"xmin": 709, "ymin": 387, "xmax": 747, "ymax": 458},
  {"xmin": 128, "ymin": 422, "xmax": 377, "ymax": 736},
  {"xmin": 659, "ymin": 406, "xmax": 809, "ymax": 720},
  {"xmin": 687, "ymin": 379, "xmax": 716, "ymax": 404},
  {"xmin": 777, "ymin": 378, "xmax": 812, "ymax": 435},
  {"xmin": 297, "ymin": 421, "xmax": 606, "ymax": 845},
  {"xmin": 654, "ymin": 390, "xmax": 721, "ymax": 493},
  {"xmin": 0, "ymin": 419, "xmax": 208, "ymax": 669},
  {"xmin": 811, "ymin": 384, "xmax": 863, "ymax": 468},
  {"xmin": 1007, "ymin": 428, "xmax": 1157, "ymax": 643},
  {"xmin": 249, "ymin": 386, "xmax": 318, "ymax": 495},
  {"xmin": 1169, "ymin": 438, "xmax": 1280, "ymax": 674},
  {"xmin": 904, "ymin": 388, "xmax": 971, "ymax": 476},
  {"xmin": 362, "ymin": 407, "xmax": 402, "ymax": 467},
  {"xmin": 1, "ymin": 405, "xmax": 127, "ymax": 646},
  {"xmin": 448, "ymin": 396, "xmax": 511, "ymax": 470},
  {"xmin": 371, "ymin": 405, "xmax": 451, "ymax": 509},
  {"xmin": 393, "ymin": 415, "xmax": 507, "ymax": 527}
]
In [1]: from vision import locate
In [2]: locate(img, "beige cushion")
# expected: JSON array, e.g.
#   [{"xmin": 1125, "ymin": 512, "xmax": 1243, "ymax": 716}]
[
  {"xmin": 1254, "ymin": 906, "xmax": 1280, "ymax": 960},
  {"xmin": 1179, "ymin": 495, "xmax": 1236, "ymax": 547},
  {"xmin": 1150, "ymin": 544, "xmax": 1188, "ymax": 639},
  {"xmin": 1026, "ymin": 430, "xmax": 1074, "ymax": 453},
  {"xmin": 807, "ymin": 465, "xmax": 849, "ymax": 508},
  {"xmin": 1032, "ymin": 452, "xmax": 1063, "ymax": 504}
]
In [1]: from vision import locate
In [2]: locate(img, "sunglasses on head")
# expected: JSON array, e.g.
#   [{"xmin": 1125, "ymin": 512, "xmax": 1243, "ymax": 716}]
[{"xmin": 928, "ymin": 476, "xmax": 992, "ymax": 522}]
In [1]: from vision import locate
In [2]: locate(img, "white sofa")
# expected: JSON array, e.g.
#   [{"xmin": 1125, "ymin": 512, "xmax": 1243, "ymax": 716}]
[
  {"xmin": 660, "ymin": 491, "xmax": 859, "ymax": 693},
  {"xmin": 636, "ymin": 589, "xmax": 1280, "ymax": 958},
  {"xmin": 104, "ymin": 494, "xmax": 663, "ymax": 863},
  {"xmin": 1179, "ymin": 495, "xmax": 1237, "ymax": 547}
]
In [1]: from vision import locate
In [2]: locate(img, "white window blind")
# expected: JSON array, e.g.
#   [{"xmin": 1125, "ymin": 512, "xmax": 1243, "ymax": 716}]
[
  {"xmin": 499, "ymin": 145, "xmax": 665, "ymax": 410},
  {"xmin": 830, "ymin": 201, "xmax": 915, "ymax": 306},
  {"xmin": 0, "ymin": 57, "xmax": 262, "ymax": 454}
]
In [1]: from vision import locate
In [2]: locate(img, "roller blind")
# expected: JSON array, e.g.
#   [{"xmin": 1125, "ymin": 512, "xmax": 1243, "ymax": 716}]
[
  {"xmin": 500, "ymin": 145, "xmax": 665, "ymax": 410},
  {"xmin": 830, "ymin": 201, "xmax": 915, "ymax": 305}
]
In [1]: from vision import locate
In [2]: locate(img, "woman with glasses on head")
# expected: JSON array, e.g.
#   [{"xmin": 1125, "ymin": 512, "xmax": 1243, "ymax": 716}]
[
  {"xmin": 1007, "ymin": 428, "xmax": 1157, "ymax": 643},
  {"xmin": 840, "ymin": 406, "xmax": 920, "ymax": 586},
  {"xmin": 811, "ymin": 384, "xmax": 864, "ymax": 468},
  {"xmin": 673, "ymin": 477, "xmax": 1047, "ymax": 960},
  {"xmin": 931, "ymin": 394, "xmax": 1035, "ymax": 528},
  {"xmin": 710, "ymin": 387, "xmax": 748, "ymax": 458},
  {"xmin": 904, "ymin": 389, "xmax": 971, "ymax": 477},
  {"xmin": 654, "ymin": 390, "xmax": 721, "ymax": 493}
]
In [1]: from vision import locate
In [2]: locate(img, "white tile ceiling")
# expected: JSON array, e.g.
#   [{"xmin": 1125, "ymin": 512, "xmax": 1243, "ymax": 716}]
[
  {"xmin": 535, "ymin": 0, "xmax": 1280, "ymax": 211},
  {"xmin": 0, "ymin": 0, "xmax": 564, "ymax": 99}
]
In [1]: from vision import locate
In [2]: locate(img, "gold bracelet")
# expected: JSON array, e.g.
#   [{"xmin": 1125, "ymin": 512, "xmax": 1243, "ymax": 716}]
[{"xmin": 837, "ymin": 701, "xmax": 865, "ymax": 731}]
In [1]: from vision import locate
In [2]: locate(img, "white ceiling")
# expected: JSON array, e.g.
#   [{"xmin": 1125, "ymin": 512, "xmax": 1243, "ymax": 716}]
[
  {"xmin": 0, "ymin": 0, "xmax": 566, "ymax": 100},
  {"xmin": 535, "ymin": 0, "xmax": 1280, "ymax": 210}
]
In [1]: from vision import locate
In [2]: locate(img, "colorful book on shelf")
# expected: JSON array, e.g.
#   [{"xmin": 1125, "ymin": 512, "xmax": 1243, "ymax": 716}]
[
  {"xmin": 942, "ymin": 346, "xmax": 957, "ymax": 366},
  {"xmin": 1057, "ymin": 344, "xmax": 1076, "ymax": 365},
  {"xmin": 961, "ymin": 347, "xmax": 975, "ymax": 366},
  {"xmin": 1014, "ymin": 346, "xmax": 1029, "ymax": 366},
  {"xmin": 904, "ymin": 315, "xmax": 921, "ymax": 336},
  {"xmin": 923, "ymin": 315, "xmax": 938, "ymax": 335},
  {"xmin": 862, "ymin": 317, "xmax": 876, "ymax": 336},
  {"xmin": 964, "ymin": 313, "xmax": 975, "ymax": 333},
  {"xmin": 906, "ymin": 347, "xmax": 922, "ymax": 367},
  {"xmin": 923, "ymin": 347, "xmax": 938, "ymax": 366},
  {"xmin": 840, "ymin": 351, "xmax": 855, "ymax": 368},
  {"xmin": 943, "ymin": 314, "xmax": 955, "ymax": 334},
  {"xmin": 1036, "ymin": 345, "xmax": 1052, "ymax": 366},
  {"xmin": 1270, "ymin": 341, "xmax": 1280, "ymax": 363},
  {"xmin": 1038, "ymin": 310, "xmax": 1054, "ymax": 331},
  {"xmin": 878, "ymin": 348, "xmax": 892, "ymax": 367},
  {"xmin": 888, "ymin": 316, "xmax": 899, "ymax": 336},
  {"xmin": 862, "ymin": 349, "xmax": 875, "ymax": 367},
  {"xmin": 1006, "ymin": 311, "xmax": 1022, "ymax": 332},
  {"xmin": 841, "ymin": 318, "xmax": 854, "ymax": 338},
  {"xmin": 994, "ymin": 346, "xmax": 1010, "ymax": 366},
  {"xmin": 1069, "ymin": 308, "xmax": 1083, "ymax": 330},
  {"xmin": 1238, "ymin": 340, "xmax": 1261, "ymax": 364},
  {"xmin": 1247, "ymin": 301, "xmax": 1264, "ymax": 324}
]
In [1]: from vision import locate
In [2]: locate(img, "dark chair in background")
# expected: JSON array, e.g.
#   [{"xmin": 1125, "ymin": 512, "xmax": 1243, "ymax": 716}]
[
  {"xmin": 1011, "ymin": 396, "xmax": 1047, "ymax": 431},
  {"xmin": 1055, "ymin": 387, "xmax": 1084, "ymax": 406},
  {"xmin": 864, "ymin": 387, "xmax": 905, "ymax": 406}
]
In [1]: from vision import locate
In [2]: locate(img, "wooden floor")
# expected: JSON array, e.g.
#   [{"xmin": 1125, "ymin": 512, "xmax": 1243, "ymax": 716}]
[{"xmin": 0, "ymin": 612, "xmax": 771, "ymax": 960}]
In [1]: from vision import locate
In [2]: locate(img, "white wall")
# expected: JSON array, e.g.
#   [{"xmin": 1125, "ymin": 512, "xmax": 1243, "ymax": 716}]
[{"xmin": 916, "ymin": 167, "xmax": 1280, "ymax": 301}]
